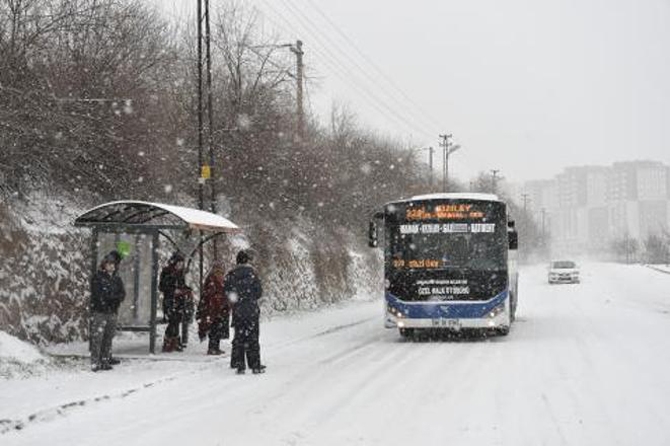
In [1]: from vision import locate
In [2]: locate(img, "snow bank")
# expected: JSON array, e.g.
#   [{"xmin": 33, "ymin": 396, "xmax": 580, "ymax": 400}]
[{"xmin": 0, "ymin": 331, "xmax": 45, "ymax": 364}]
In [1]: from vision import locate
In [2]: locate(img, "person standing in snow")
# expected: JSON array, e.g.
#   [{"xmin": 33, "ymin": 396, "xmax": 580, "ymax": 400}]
[
  {"xmin": 197, "ymin": 261, "xmax": 231, "ymax": 355},
  {"xmin": 225, "ymin": 249, "xmax": 265, "ymax": 374},
  {"xmin": 159, "ymin": 252, "xmax": 194, "ymax": 352},
  {"xmin": 89, "ymin": 252, "xmax": 126, "ymax": 372},
  {"xmin": 105, "ymin": 250, "xmax": 124, "ymax": 366}
]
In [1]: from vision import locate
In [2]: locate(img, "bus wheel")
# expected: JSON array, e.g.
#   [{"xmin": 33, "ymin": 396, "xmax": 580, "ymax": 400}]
[
  {"xmin": 399, "ymin": 328, "xmax": 414, "ymax": 339},
  {"xmin": 496, "ymin": 326, "xmax": 510, "ymax": 336}
]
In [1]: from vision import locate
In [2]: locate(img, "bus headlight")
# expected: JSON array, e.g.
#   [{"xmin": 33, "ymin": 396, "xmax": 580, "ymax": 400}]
[
  {"xmin": 387, "ymin": 305, "xmax": 403, "ymax": 318},
  {"xmin": 488, "ymin": 302, "xmax": 505, "ymax": 319}
]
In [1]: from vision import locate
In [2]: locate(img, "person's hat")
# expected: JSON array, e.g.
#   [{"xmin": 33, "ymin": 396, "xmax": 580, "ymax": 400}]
[
  {"xmin": 108, "ymin": 251, "xmax": 122, "ymax": 264},
  {"xmin": 169, "ymin": 251, "xmax": 185, "ymax": 264},
  {"xmin": 101, "ymin": 252, "xmax": 118, "ymax": 267},
  {"xmin": 210, "ymin": 260, "xmax": 225, "ymax": 274},
  {"xmin": 236, "ymin": 249, "xmax": 254, "ymax": 265}
]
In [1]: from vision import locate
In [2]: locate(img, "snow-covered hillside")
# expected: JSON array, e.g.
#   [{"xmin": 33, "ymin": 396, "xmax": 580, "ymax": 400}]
[{"xmin": 0, "ymin": 196, "xmax": 382, "ymax": 345}]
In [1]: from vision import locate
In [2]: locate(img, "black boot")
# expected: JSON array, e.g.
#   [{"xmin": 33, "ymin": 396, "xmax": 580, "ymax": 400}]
[{"xmin": 252, "ymin": 365, "xmax": 266, "ymax": 374}]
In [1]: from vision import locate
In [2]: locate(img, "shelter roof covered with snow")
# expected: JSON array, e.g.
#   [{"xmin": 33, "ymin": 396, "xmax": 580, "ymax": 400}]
[{"xmin": 74, "ymin": 200, "xmax": 240, "ymax": 233}]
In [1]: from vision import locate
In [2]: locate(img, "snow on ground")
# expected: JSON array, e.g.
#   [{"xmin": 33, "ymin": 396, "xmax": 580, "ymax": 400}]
[
  {"xmin": 646, "ymin": 264, "xmax": 670, "ymax": 275},
  {"xmin": 0, "ymin": 332, "xmax": 45, "ymax": 364},
  {"xmin": 2, "ymin": 262, "xmax": 670, "ymax": 445},
  {"xmin": 0, "ymin": 332, "xmax": 50, "ymax": 379}
]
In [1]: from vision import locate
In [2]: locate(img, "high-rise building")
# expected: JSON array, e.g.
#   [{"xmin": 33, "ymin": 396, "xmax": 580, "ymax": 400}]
[{"xmin": 523, "ymin": 160, "xmax": 669, "ymax": 256}]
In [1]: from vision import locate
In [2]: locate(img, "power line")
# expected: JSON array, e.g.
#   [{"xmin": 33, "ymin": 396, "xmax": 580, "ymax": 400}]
[
  {"xmin": 255, "ymin": 1, "xmax": 498, "ymax": 182},
  {"xmin": 300, "ymin": 0, "xmax": 445, "ymax": 130},
  {"xmin": 251, "ymin": 0, "xmax": 433, "ymax": 140},
  {"xmin": 252, "ymin": 7, "xmax": 414, "ymax": 135},
  {"xmin": 254, "ymin": 0, "xmax": 436, "ymax": 139},
  {"xmin": 277, "ymin": 0, "xmax": 437, "ymax": 137}
]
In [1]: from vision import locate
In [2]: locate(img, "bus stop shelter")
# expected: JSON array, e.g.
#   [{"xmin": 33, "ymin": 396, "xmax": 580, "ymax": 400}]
[{"xmin": 74, "ymin": 200, "xmax": 240, "ymax": 353}]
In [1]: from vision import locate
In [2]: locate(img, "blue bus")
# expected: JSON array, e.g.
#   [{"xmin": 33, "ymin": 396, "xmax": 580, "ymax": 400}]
[{"xmin": 368, "ymin": 193, "xmax": 519, "ymax": 337}]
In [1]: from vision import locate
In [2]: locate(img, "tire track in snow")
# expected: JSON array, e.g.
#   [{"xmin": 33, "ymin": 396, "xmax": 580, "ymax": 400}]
[
  {"xmin": 0, "ymin": 360, "xmax": 223, "ymax": 435},
  {"xmin": 264, "ymin": 316, "xmax": 378, "ymax": 352}
]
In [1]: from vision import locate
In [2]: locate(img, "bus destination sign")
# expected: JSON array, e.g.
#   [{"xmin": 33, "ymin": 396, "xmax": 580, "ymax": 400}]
[{"xmin": 406, "ymin": 204, "xmax": 485, "ymax": 221}]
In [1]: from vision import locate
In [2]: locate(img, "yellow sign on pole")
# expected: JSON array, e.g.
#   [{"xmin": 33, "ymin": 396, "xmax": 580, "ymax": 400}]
[{"xmin": 201, "ymin": 165, "xmax": 211, "ymax": 180}]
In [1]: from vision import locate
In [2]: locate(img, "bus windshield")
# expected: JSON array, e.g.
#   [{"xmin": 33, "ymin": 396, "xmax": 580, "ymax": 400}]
[{"xmin": 385, "ymin": 200, "xmax": 507, "ymax": 272}]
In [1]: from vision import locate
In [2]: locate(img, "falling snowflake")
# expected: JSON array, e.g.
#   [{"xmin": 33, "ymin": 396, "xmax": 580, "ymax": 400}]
[
  {"xmin": 237, "ymin": 114, "xmax": 252, "ymax": 130},
  {"xmin": 164, "ymin": 184, "xmax": 173, "ymax": 194}
]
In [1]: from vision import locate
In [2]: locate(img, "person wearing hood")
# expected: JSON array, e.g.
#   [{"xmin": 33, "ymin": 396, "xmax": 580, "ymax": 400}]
[
  {"xmin": 224, "ymin": 249, "xmax": 265, "ymax": 374},
  {"xmin": 197, "ymin": 261, "xmax": 231, "ymax": 355},
  {"xmin": 159, "ymin": 252, "xmax": 193, "ymax": 352},
  {"xmin": 89, "ymin": 252, "xmax": 126, "ymax": 372}
]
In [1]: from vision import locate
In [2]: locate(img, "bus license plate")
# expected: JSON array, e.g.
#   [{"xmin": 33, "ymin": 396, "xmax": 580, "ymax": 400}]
[{"xmin": 433, "ymin": 318, "xmax": 461, "ymax": 329}]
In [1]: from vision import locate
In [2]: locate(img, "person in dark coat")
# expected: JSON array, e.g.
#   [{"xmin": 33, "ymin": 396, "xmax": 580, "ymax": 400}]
[
  {"xmin": 90, "ymin": 252, "xmax": 126, "ymax": 371},
  {"xmin": 106, "ymin": 250, "xmax": 124, "ymax": 366},
  {"xmin": 159, "ymin": 252, "xmax": 194, "ymax": 352},
  {"xmin": 197, "ymin": 261, "xmax": 231, "ymax": 355},
  {"xmin": 225, "ymin": 249, "xmax": 265, "ymax": 374}
]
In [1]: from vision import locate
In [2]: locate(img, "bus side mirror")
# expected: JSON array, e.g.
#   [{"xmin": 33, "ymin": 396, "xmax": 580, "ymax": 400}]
[
  {"xmin": 368, "ymin": 221, "xmax": 378, "ymax": 248},
  {"xmin": 508, "ymin": 231, "xmax": 518, "ymax": 250}
]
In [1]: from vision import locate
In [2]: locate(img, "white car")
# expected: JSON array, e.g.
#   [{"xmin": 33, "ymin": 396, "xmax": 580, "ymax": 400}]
[{"xmin": 548, "ymin": 260, "xmax": 580, "ymax": 284}]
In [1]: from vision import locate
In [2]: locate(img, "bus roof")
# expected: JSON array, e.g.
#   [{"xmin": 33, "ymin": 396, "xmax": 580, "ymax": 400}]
[{"xmin": 385, "ymin": 193, "xmax": 502, "ymax": 206}]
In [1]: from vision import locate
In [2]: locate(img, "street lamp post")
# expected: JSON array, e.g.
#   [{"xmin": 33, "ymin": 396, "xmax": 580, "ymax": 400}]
[
  {"xmin": 444, "ymin": 143, "xmax": 461, "ymax": 191},
  {"xmin": 439, "ymin": 134, "xmax": 461, "ymax": 192}
]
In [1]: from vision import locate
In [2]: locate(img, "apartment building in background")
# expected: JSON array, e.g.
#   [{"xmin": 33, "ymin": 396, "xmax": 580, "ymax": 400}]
[{"xmin": 523, "ymin": 161, "xmax": 670, "ymax": 256}]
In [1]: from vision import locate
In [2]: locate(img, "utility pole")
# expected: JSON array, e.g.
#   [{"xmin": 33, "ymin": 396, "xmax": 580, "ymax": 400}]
[
  {"xmin": 197, "ymin": 0, "xmax": 204, "ymax": 212},
  {"xmin": 204, "ymin": 0, "xmax": 218, "ymax": 259},
  {"xmin": 490, "ymin": 169, "xmax": 500, "ymax": 194},
  {"xmin": 251, "ymin": 41, "xmax": 304, "ymax": 139},
  {"xmin": 439, "ymin": 134, "xmax": 460, "ymax": 192},
  {"xmin": 196, "ymin": 0, "xmax": 216, "ymax": 317},
  {"xmin": 439, "ymin": 134, "xmax": 451, "ymax": 191},
  {"xmin": 290, "ymin": 40, "xmax": 304, "ymax": 140},
  {"xmin": 425, "ymin": 146, "xmax": 434, "ymax": 187}
]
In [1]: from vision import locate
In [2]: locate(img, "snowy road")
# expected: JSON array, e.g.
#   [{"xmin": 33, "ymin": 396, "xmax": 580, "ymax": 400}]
[{"xmin": 3, "ymin": 263, "xmax": 670, "ymax": 445}]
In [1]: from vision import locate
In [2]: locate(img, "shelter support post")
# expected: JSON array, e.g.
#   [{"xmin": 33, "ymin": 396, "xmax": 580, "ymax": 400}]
[
  {"xmin": 90, "ymin": 228, "xmax": 99, "ymax": 287},
  {"xmin": 88, "ymin": 228, "xmax": 99, "ymax": 353},
  {"xmin": 150, "ymin": 230, "xmax": 159, "ymax": 354},
  {"xmin": 133, "ymin": 234, "xmax": 141, "ymax": 322}
]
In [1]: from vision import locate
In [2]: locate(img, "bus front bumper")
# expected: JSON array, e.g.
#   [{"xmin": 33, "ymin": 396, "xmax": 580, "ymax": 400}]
[{"xmin": 384, "ymin": 297, "xmax": 510, "ymax": 331}]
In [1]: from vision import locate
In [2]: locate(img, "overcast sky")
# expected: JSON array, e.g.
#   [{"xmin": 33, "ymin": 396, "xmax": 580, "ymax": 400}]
[{"xmin": 160, "ymin": 0, "xmax": 670, "ymax": 183}]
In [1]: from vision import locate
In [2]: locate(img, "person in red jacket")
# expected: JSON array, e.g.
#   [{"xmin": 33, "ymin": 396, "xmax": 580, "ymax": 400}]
[{"xmin": 197, "ymin": 261, "xmax": 231, "ymax": 355}]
